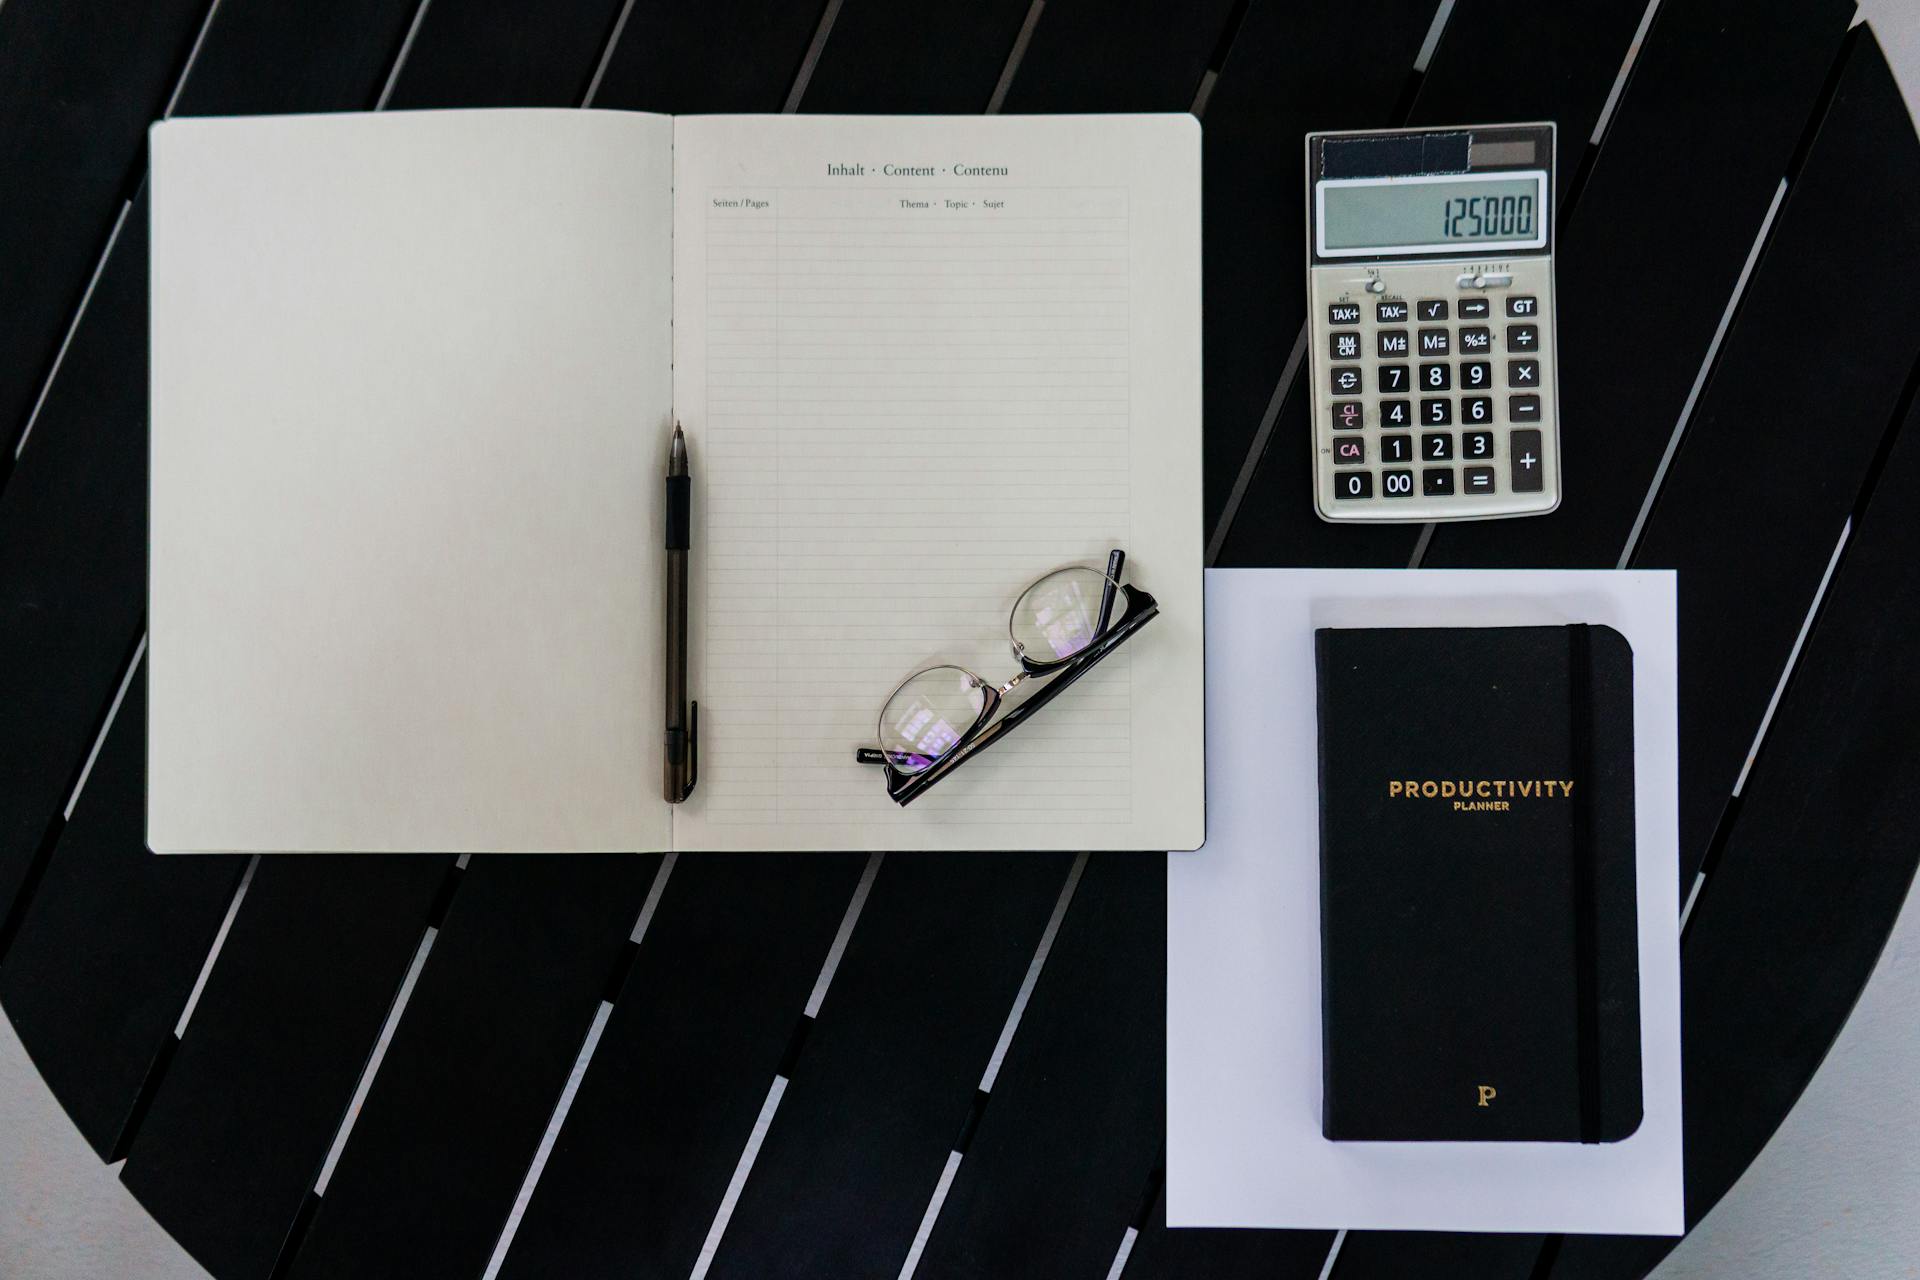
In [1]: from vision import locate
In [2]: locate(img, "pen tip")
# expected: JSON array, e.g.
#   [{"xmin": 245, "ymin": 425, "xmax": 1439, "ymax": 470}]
[{"xmin": 670, "ymin": 423, "xmax": 686, "ymax": 464}]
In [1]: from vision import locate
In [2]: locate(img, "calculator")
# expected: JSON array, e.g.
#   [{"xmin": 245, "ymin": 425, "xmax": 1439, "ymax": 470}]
[{"xmin": 1306, "ymin": 123, "xmax": 1559, "ymax": 521}]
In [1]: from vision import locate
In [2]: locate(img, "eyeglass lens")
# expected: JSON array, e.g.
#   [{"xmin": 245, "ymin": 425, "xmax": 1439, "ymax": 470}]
[
  {"xmin": 1010, "ymin": 566, "xmax": 1127, "ymax": 664},
  {"xmin": 878, "ymin": 665, "xmax": 987, "ymax": 775}
]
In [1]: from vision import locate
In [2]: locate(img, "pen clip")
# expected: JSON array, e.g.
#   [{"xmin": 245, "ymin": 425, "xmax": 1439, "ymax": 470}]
[
  {"xmin": 665, "ymin": 701, "xmax": 698, "ymax": 803},
  {"xmin": 683, "ymin": 700, "xmax": 698, "ymax": 801}
]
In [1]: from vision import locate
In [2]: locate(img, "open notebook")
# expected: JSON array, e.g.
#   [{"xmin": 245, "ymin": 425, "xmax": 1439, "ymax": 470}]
[{"xmin": 147, "ymin": 110, "xmax": 1203, "ymax": 855}]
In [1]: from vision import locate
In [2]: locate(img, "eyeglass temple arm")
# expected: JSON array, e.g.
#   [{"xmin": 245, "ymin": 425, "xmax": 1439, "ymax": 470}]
[{"xmin": 1095, "ymin": 548, "xmax": 1124, "ymax": 636}]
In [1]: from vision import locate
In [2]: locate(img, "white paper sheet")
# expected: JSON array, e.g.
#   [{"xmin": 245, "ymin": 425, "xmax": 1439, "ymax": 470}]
[
  {"xmin": 1167, "ymin": 568, "xmax": 1682, "ymax": 1234},
  {"xmin": 669, "ymin": 116, "xmax": 1205, "ymax": 852},
  {"xmin": 148, "ymin": 110, "xmax": 675, "ymax": 854}
]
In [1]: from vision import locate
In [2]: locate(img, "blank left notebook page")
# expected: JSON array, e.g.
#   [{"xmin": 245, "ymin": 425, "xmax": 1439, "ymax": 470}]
[{"xmin": 147, "ymin": 110, "xmax": 675, "ymax": 854}]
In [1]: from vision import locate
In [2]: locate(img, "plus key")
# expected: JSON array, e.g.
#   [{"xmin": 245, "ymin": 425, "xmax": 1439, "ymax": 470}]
[{"xmin": 1510, "ymin": 428, "xmax": 1543, "ymax": 493}]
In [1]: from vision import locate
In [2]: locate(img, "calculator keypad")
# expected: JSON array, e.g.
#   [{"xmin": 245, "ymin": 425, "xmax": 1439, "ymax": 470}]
[{"xmin": 1311, "ymin": 257, "xmax": 1557, "ymax": 521}]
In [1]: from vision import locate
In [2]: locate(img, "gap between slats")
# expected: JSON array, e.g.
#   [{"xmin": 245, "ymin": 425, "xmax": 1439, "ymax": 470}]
[{"xmin": 1095, "ymin": 1163, "xmax": 1164, "ymax": 1280}]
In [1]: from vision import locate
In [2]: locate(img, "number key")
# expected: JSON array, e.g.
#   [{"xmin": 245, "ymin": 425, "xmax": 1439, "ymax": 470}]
[
  {"xmin": 1462, "ymin": 430, "xmax": 1494, "ymax": 459},
  {"xmin": 1381, "ymin": 399, "xmax": 1412, "ymax": 428},
  {"xmin": 1382, "ymin": 468, "xmax": 1415, "ymax": 497},
  {"xmin": 1422, "ymin": 432, "xmax": 1453, "ymax": 461},
  {"xmin": 1379, "ymin": 365, "xmax": 1410, "ymax": 393},
  {"xmin": 1335, "ymin": 470, "xmax": 1373, "ymax": 500},
  {"xmin": 1463, "ymin": 395, "xmax": 1492, "ymax": 424},
  {"xmin": 1461, "ymin": 361, "xmax": 1491, "ymax": 390},
  {"xmin": 1332, "ymin": 367, "xmax": 1362, "ymax": 394},
  {"xmin": 1421, "ymin": 398, "xmax": 1452, "ymax": 426},
  {"xmin": 1422, "ymin": 363, "xmax": 1452, "ymax": 391},
  {"xmin": 1382, "ymin": 434, "xmax": 1413, "ymax": 463}
]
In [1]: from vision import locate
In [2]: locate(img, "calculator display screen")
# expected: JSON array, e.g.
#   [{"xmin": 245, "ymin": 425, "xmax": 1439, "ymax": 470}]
[{"xmin": 1316, "ymin": 171, "xmax": 1548, "ymax": 257}]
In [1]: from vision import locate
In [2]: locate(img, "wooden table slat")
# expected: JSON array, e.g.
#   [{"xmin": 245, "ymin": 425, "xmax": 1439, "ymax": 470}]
[
  {"xmin": 1630, "ymin": 26, "xmax": 1920, "ymax": 885},
  {"xmin": 118, "ymin": 857, "xmax": 453, "ymax": 1280},
  {"xmin": 496, "ymin": 853, "xmax": 867, "ymax": 1280},
  {"xmin": 1198, "ymin": 0, "xmax": 1441, "ymax": 539},
  {"xmin": 378, "ymin": 0, "xmax": 630, "ymax": 110},
  {"xmin": 0, "ymin": 664, "xmax": 246, "ymax": 1159},
  {"xmin": 282, "ymin": 856, "xmax": 661, "ymax": 1280},
  {"xmin": 587, "ymin": 0, "xmax": 832, "ymax": 114},
  {"xmin": 794, "ymin": 0, "xmax": 1037, "ymax": 114},
  {"xmin": 0, "ymin": 199, "xmax": 153, "ymax": 936},
  {"xmin": 0, "ymin": 0, "xmax": 210, "ymax": 463},
  {"xmin": 1421, "ymin": 0, "xmax": 1853, "ymax": 570},
  {"xmin": 167, "ymin": 0, "xmax": 424, "ymax": 119},
  {"xmin": 912, "ymin": 852, "xmax": 1195, "ymax": 1279},
  {"xmin": 1331, "ymin": 1232, "xmax": 1548, "ymax": 1280},
  {"xmin": 1214, "ymin": 0, "xmax": 1648, "ymax": 572},
  {"xmin": 706, "ymin": 852, "xmax": 1072, "ymax": 1279},
  {"xmin": 995, "ymin": 0, "xmax": 1240, "ymax": 114}
]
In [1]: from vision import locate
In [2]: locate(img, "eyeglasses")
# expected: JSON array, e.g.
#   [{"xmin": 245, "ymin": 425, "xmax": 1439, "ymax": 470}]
[{"xmin": 855, "ymin": 549, "xmax": 1159, "ymax": 806}]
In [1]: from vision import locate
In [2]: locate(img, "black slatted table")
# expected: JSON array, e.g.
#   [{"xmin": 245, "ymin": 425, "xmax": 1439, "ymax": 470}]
[{"xmin": 3, "ymin": 3, "xmax": 1918, "ymax": 1278}]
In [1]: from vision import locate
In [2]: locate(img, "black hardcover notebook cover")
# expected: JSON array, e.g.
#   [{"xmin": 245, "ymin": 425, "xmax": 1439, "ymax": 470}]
[{"xmin": 1315, "ymin": 624, "xmax": 1642, "ymax": 1143}]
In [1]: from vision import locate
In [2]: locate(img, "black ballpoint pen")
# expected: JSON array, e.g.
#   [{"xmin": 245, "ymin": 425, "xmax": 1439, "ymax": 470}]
[{"xmin": 664, "ymin": 424, "xmax": 697, "ymax": 802}]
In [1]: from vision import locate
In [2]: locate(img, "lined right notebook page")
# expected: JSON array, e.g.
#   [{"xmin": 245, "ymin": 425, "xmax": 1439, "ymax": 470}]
[{"xmin": 669, "ymin": 115, "xmax": 1204, "ymax": 853}]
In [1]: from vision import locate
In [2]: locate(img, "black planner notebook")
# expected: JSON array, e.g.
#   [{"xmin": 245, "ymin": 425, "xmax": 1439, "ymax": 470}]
[{"xmin": 1314, "ymin": 624, "xmax": 1642, "ymax": 1143}]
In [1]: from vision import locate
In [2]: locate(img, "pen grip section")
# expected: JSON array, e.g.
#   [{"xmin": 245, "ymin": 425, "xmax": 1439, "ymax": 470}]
[{"xmin": 666, "ymin": 474, "xmax": 690, "ymax": 550}]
